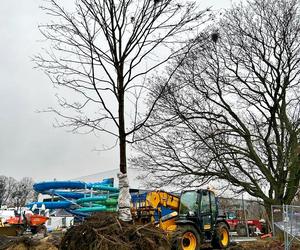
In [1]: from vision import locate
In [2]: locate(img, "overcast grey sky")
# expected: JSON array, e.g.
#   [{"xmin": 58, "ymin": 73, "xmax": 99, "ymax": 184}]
[{"xmin": 0, "ymin": 0, "xmax": 233, "ymax": 181}]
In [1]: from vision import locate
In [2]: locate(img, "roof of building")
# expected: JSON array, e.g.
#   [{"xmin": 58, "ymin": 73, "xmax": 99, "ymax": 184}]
[{"xmin": 71, "ymin": 168, "xmax": 145, "ymax": 189}]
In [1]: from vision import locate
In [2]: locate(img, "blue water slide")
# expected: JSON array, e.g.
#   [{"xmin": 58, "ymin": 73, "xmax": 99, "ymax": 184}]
[
  {"xmin": 74, "ymin": 206, "xmax": 117, "ymax": 213},
  {"xmin": 47, "ymin": 191, "xmax": 88, "ymax": 199},
  {"xmin": 86, "ymin": 178, "xmax": 114, "ymax": 188},
  {"xmin": 33, "ymin": 178, "xmax": 114, "ymax": 192},
  {"xmin": 26, "ymin": 201, "xmax": 73, "ymax": 209},
  {"xmin": 33, "ymin": 181, "xmax": 87, "ymax": 192},
  {"xmin": 91, "ymin": 185, "xmax": 119, "ymax": 193},
  {"xmin": 66, "ymin": 209, "xmax": 89, "ymax": 218},
  {"xmin": 29, "ymin": 178, "xmax": 118, "ymax": 215},
  {"xmin": 76, "ymin": 196, "xmax": 108, "ymax": 204}
]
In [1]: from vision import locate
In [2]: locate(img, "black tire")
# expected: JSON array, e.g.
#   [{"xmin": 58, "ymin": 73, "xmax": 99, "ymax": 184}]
[
  {"xmin": 31, "ymin": 227, "xmax": 37, "ymax": 234},
  {"xmin": 260, "ymin": 223, "xmax": 267, "ymax": 234},
  {"xmin": 212, "ymin": 222, "xmax": 230, "ymax": 249},
  {"xmin": 31, "ymin": 225, "xmax": 47, "ymax": 237},
  {"xmin": 38, "ymin": 225, "xmax": 48, "ymax": 237},
  {"xmin": 173, "ymin": 224, "xmax": 200, "ymax": 250},
  {"xmin": 248, "ymin": 225, "xmax": 256, "ymax": 236},
  {"xmin": 236, "ymin": 223, "xmax": 247, "ymax": 237},
  {"xmin": 15, "ymin": 225, "xmax": 25, "ymax": 236}
]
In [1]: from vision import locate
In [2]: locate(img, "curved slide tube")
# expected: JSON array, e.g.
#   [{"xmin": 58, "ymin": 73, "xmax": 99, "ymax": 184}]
[
  {"xmin": 33, "ymin": 179, "xmax": 113, "ymax": 192},
  {"xmin": 46, "ymin": 191, "xmax": 87, "ymax": 200},
  {"xmin": 75, "ymin": 195, "xmax": 118, "ymax": 213},
  {"xmin": 75, "ymin": 206, "xmax": 117, "ymax": 213},
  {"xmin": 27, "ymin": 201, "xmax": 72, "ymax": 209}
]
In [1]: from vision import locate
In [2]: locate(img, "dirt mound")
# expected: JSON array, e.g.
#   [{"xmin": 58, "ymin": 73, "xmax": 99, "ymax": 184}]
[
  {"xmin": 60, "ymin": 212, "xmax": 170, "ymax": 250},
  {"xmin": 0, "ymin": 235, "xmax": 59, "ymax": 250},
  {"xmin": 0, "ymin": 236, "xmax": 16, "ymax": 250},
  {"xmin": 234, "ymin": 239, "xmax": 283, "ymax": 250},
  {"xmin": 229, "ymin": 238, "xmax": 300, "ymax": 250}
]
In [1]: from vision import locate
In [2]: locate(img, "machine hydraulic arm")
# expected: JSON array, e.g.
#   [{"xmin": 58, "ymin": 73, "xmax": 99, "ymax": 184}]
[{"xmin": 145, "ymin": 191, "xmax": 180, "ymax": 211}]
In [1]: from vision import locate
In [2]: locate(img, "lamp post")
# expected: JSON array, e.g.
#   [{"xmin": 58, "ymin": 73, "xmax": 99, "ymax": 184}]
[{"xmin": 242, "ymin": 193, "xmax": 250, "ymax": 237}]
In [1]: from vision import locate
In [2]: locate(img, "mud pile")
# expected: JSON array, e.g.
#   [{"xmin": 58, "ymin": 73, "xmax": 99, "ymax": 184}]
[
  {"xmin": 0, "ymin": 235, "xmax": 15, "ymax": 250},
  {"xmin": 60, "ymin": 213, "xmax": 170, "ymax": 250},
  {"xmin": 0, "ymin": 235, "xmax": 60, "ymax": 250},
  {"xmin": 230, "ymin": 238, "xmax": 300, "ymax": 250}
]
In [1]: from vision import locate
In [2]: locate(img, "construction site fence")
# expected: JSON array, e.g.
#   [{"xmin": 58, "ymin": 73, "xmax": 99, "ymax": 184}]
[{"xmin": 271, "ymin": 205, "xmax": 300, "ymax": 250}]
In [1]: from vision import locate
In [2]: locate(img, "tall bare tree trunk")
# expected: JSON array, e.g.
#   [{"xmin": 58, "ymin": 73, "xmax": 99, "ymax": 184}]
[{"xmin": 118, "ymin": 75, "xmax": 132, "ymax": 221}]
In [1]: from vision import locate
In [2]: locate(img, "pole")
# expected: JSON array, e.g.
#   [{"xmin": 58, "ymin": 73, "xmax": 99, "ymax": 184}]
[{"xmin": 242, "ymin": 193, "xmax": 250, "ymax": 237}]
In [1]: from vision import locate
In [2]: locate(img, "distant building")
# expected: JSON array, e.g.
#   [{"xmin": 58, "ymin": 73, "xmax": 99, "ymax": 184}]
[{"xmin": 72, "ymin": 168, "xmax": 144, "ymax": 189}]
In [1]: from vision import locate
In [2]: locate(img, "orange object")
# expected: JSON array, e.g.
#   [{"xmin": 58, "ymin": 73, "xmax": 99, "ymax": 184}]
[
  {"xmin": 6, "ymin": 216, "xmax": 22, "ymax": 225},
  {"xmin": 28, "ymin": 214, "xmax": 48, "ymax": 226},
  {"xmin": 261, "ymin": 232, "xmax": 272, "ymax": 239},
  {"xmin": 6, "ymin": 214, "xmax": 48, "ymax": 227}
]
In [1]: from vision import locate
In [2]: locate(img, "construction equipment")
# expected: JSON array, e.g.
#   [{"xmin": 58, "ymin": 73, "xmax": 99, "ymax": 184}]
[
  {"xmin": 0, "ymin": 225, "xmax": 22, "ymax": 237},
  {"xmin": 0, "ymin": 215, "xmax": 25, "ymax": 237},
  {"xmin": 0, "ymin": 212, "xmax": 48, "ymax": 236},
  {"xmin": 225, "ymin": 210, "xmax": 267, "ymax": 236},
  {"xmin": 132, "ymin": 189, "xmax": 230, "ymax": 250}
]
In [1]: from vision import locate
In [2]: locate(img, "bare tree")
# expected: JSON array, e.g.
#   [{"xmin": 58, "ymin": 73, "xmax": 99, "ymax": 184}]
[
  {"xmin": 0, "ymin": 176, "xmax": 8, "ymax": 207},
  {"xmin": 10, "ymin": 177, "xmax": 34, "ymax": 207},
  {"xmin": 35, "ymin": 0, "xmax": 208, "ymax": 220},
  {"xmin": 133, "ymin": 0, "xmax": 300, "ymax": 215},
  {"xmin": 0, "ymin": 176, "xmax": 17, "ymax": 207},
  {"xmin": 0, "ymin": 176, "xmax": 34, "ymax": 208}
]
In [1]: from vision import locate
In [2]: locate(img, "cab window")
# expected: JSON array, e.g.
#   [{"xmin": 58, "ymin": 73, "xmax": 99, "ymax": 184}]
[
  {"xmin": 210, "ymin": 192, "xmax": 217, "ymax": 214},
  {"xmin": 200, "ymin": 191, "xmax": 211, "ymax": 213},
  {"xmin": 179, "ymin": 191, "xmax": 198, "ymax": 215}
]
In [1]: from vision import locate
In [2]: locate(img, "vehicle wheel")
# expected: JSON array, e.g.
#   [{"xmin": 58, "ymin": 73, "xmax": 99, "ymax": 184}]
[
  {"xmin": 15, "ymin": 225, "xmax": 25, "ymax": 236},
  {"xmin": 236, "ymin": 223, "xmax": 247, "ymax": 236},
  {"xmin": 248, "ymin": 225, "xmax": 256, "ymax": 236},
  {"xmin": 174, "ymin": 224, "xmax": 200, "ymax": 250},
  {"xmin": 31, "ymin": 225, "xmax": 47, "ymax": 237},
  {"xmin": 212, "ymin": 222, "xmax": 230, "ymax": 249},
  {"xmin": 37, "ymin": 225, "xmax": 47, "ymax": 237},
  {"xmin": 31, "ymin": 226, "xmax": 37, "ymax": 234},
  {"xmin": 260, "ymin": 223, "xmax": 267, "ymax": 234}
]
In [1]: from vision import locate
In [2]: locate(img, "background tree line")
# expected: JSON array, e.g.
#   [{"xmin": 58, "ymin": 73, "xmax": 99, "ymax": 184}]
[{"xmin": 0, "ymin": 176, "xmax": 34, "ymax": 208}]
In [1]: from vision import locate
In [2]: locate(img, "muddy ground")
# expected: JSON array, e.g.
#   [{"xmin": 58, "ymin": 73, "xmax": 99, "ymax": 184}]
[
  {"xmin": 1, "ymin": 235, "xmax": 299, "ymax": 249},
  {"xmin": 1, "ymin": 213, "xmax": 299, "ymax": 250},
  {"xmin": 0, "ymin": 234, "xmax": 60, "ymax": 250}
]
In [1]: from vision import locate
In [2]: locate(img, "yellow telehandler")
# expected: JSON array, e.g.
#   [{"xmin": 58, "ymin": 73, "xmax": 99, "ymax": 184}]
[{"xmin": 132, "ymin": 189, "xmax": 230, "ymax": 250}]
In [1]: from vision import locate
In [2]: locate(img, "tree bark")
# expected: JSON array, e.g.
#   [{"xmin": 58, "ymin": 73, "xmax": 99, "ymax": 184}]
[
  {"xmin": 117, "ymin": 74, "xmax": 132, "ymax": 221},
  {"xmin": 119, "ymin": 97, "xmax": 127, "ymax": 174}
]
